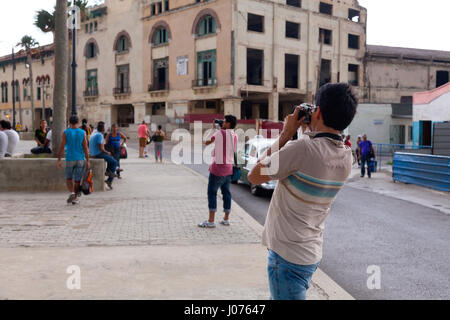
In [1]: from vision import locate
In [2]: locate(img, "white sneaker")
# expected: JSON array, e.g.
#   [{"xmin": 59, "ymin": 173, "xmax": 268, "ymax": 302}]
[
  {"xmin": 220, "ymin": 220, "xmax": 230, "ymax": 226},
  {"xmin": 198, "ymin": 221, "xmax": 216, "ymax": 228},
  {"xmin": 72, "ymin": 198, "xmax": 80, "ymax": 205}
]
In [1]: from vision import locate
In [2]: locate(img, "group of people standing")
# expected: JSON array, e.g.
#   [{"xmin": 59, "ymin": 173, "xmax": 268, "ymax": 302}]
[{"xmin": 138, "ymin": 121, "xmax": 165, "ymax": 162}]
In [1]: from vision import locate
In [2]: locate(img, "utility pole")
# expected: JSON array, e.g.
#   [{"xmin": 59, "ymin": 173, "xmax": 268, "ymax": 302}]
[{"xmin": 11, "ymin": 47, "xmax": 16, "ymax": 129}]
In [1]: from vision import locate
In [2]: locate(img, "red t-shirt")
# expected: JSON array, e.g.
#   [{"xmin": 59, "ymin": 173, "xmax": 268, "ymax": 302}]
[{"xmin": 209, "ymin": 129, "xmax": 237, "ymax": 177}]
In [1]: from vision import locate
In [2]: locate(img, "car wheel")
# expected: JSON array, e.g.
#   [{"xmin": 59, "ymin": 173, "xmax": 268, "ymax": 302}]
[{"xmin": 250, "ymin": 184, "xmax": 262, "ymax": 196}]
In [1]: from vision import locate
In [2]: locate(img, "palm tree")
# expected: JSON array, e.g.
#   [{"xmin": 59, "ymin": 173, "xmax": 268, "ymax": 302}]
[
  {"xmin": 52, "ymin": 0, "xmax": 69, "ymax": 157},
  {"xmin": 17, "ymin": 36, "xmax": 39, "ymax": 131},
  {"xmin": 35, "ymin": 1, "xmax": 91, "ymax": 129}
]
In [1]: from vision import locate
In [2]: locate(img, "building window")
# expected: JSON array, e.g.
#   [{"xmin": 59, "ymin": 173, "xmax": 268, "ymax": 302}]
[
  {"xmin": 197, "ymin": 15, "xmax": 216, "ymax": 36},
  {"xmin": 319, "ymin": 2, "xmax": 333, "ymax": 15},
  {"xmin": 85, "ymin": 24, "xmax": 89, "ymax": 33},
  {"xmin": 37, "ymin": 87, "xmax": 41, "ymax": 101},
  {"xmin": 285, "ymin": 54, "xmax": 299, "ymax": 89},
  {"xmin": 247, "ymin": 48, "xmax": 264, "ymax": 86},
  {"xmin": 247, "ymin": 13, "xmax": 264, "ymax": 33},
  {"xmin": 94, "ymin": 21, "xmax": 98, "ymax": 31},
  {"xmin": 319, "ymin": 59, "xmax": 331, "ymax": 87},
  {"xmin": 286, "ymin": 0, "xmax": 301, "ymax": 8},
  {"xmin": 116, "ymin": 35, "xmax": 130, "ymax": 53},
  {"xmin": 436, "ymin": 70, "xmax": 449, "ymax": 87},
  {"xmin": 151, "ymin": 4, "xmax": 156, "ymax": 15},
  {"xmin": 157, "ymin": 2, "xmax": 162, "ymax": 14},
  {"xmin": 89, "ymin": 23, "xmax": 93, "ymax": 33},
  {"xmin": 1, "ymin": 83, "xmax": 8, "ymax": 103},
  {"xmin": 153, "ymin": 28, "xmax": 168, "ymax": 45},
  {"xmin": 286, "ymin": 21, "xmax": 300, "ymax": 39},
  {"xmin": 86, "ymin": 42, "xmax": 97, "ymax": 58},
  {"xmin": 164, "ymin": 0, "xmax": 169, "ymax": 11},
  {"xmin": 152, "ymin": 58, "xmax": 169, "ymax": 90},
  {"xmin": 408, "ymin": 126, "xmax": 413, "ymax": 142},
  {"xmin": 348, "ymin": 34, "xmax": 360, "ymax": 49},
  {"xmin": 116, "ymin": 64, "xmax": 130, "ymax": 93},
  {"xmin": 196, "ymin": 50, "xmax": 216, "ymax": 86},
  {"xmin": 348, "ymin": 64, "xmax": 359, "ymax": 86},
  {"xmin": 319, "ymin": 28, "xmax": 332, "ymax": 45},
  {"xmin": 86, "ymin": 69, "xmax": 98, "ymax": 96},
  {"xmin": 349, "ymin": 9, "xmax": 360, "ymax": 22}
]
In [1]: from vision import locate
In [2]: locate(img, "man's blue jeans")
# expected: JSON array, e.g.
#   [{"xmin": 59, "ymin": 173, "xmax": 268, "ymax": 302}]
[
  {"xmin": 95, "ymin": 153, "xmax": 117, "ymax": 183},
  {"xmin": 361, "ymin": 154, "xmax": 371, "ymax": 177},
  {"xmin": 267, "ymin": 250, "xmax": 320, "ymax": 300},
  {"xmin": 207, "ymin": 173, "xmax": 231, "ymax": 213}
]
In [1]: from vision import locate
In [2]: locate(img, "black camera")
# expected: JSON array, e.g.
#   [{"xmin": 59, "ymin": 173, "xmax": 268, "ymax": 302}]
[
  {"xmin": 291, "ymin": 103, "xmax": 317, "ymax": 124},
  {"xmin": 214, "ymin": 119, "xmax": 224, "ymax": 128},
  {"xmin": 291, "ymin": 103, "xmax": 317, "ymax": 140}
]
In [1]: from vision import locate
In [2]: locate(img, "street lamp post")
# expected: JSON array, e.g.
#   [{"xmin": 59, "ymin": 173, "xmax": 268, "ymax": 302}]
[{"xmin": 68, "ymin": 6, "xmax": 80, "ymax": 116}]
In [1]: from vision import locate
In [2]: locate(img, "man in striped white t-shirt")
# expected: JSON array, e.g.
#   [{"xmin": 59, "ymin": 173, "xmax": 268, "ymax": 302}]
[{"xmin": 249, "ymin": 83, "xmax": 358, "ymax": 300}]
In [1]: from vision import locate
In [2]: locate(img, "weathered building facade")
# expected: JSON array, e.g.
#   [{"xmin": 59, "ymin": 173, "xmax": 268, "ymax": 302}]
[
  {"xmin": 0, "ymin": 0, "xmax": 449, "ymax": 146},
  {"xmin": 0, "ymin": 44, "xmax": 54, "ymax": 130}
]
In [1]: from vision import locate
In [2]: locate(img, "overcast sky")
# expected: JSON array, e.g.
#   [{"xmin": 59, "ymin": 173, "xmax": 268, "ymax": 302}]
[{"xmin": 1, "ymin": 0, "xmax": 449, "ymax": 56}]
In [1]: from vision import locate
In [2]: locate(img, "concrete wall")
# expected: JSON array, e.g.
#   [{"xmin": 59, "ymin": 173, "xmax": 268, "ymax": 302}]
[
  {"xmin": 348, "ymin": 103, "xmax": 392, "ymax": 146},
  {"xmin": 0, "ymin": 159, "xmax": 106, "ymax": 192}
]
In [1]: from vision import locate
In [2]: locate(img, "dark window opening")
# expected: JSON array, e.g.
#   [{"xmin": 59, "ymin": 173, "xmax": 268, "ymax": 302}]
[
  {"xmin": 37, "ymin": 87, "xmax": 41, "ymax": 100},
  {"xmin": 286, "ymin": 21, "xmax": 300, "ymax": 39},
  {"xmin": 151, "ymin": 4, "xmax": 156, "ymax": 15},
  {"xmin": 436, "ymin": 70, "xmax": 449, "ymax": 87},
  {"xmin": 247, "ymin": 48, "xmax": 264, "ymax": 86},
  {"xmin": 87, "ymin": 43, "xmax": 96, "ymax": 58},
  {"xmin": 164, "ymin": 0, "xmax": 169, "ymax": 11},
  {"xmin": 286, "ymin": 0, "xmax": 301, "ymax": 8},
  {"xmin": 116, "ymin": 64, "xmax": 130, "ymax": 93},
  {"xmin": 319, "ymin": 59, "xmax": 331, "ymax": 87},
  {"xmin": 117, "ymin": 36, "xmax": 129, "ymax": 52},
  {"xmin": 348, "ymin": 64, "xmax": 359, "ymax": 86},
  {"xmin": 285, "ymin": 54, "xmax": 299, "ymax": 88},
  {"xmin": 348, "ymin": 9, "xmax": 360, "ymax": 22},
  {"xmin": 319, "ymin": 28, "xmax": 332, "ymax": 45},
  {"xmin": 319, "ymin": 2, "xmax": 333, "ymax": 15},
  {"xmin": 248, "ymin": 13, "xmax": 264, "ymax": 33},
  {"xmin": 153, "ymin": 58, "xmax": 169, "ymax": 90},
  {"xmin": 157, "ymin": 2, "xmax": 162, "ymax": 14},
  {"xmin": 400, "ymin": 96, "xmax": 413, "ymax": 104},
  {"xmin": 348, "ymin": 34, "xmax": 360, "ymax": 49}
]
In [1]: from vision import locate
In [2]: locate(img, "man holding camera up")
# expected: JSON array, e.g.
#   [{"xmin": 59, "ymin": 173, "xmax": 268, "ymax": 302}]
[
  {"xmin": 198, "ymin": 115, "xmax": 238, "ymax": 228},
  {"xmin": 248, "ymin": 83, "xmax": 357, "ymax": 300}
]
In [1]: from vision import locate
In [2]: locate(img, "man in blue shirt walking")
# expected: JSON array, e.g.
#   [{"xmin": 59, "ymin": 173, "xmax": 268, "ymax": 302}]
[
  {"xmin": 358, "ymin": 134, "xmax": 375, "ymax": 178},
  {"xmin": 57, "ymin": 115, "xmax": 90, "ymax": 205},
  {"xmin": 89, "ymin": 121, "xmax": 117, "ymax": 190}
]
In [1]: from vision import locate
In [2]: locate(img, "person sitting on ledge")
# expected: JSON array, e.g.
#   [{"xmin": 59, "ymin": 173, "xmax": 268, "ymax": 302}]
[{"xmin": 31, "ymin": 120, "xmax": 51, "ymax": 154}]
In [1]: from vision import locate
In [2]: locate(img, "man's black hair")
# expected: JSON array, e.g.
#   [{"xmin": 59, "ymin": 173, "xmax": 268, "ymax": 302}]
[
  {"xmin": 0, "ymin": 120, "xmax": 12, "ymax": 130},
  {"xmin": 69, "ymin": 115, "xmax": 79, "ymax": 125},
  {"xmin": 315, "ymin": 83, "xmax": 358, "ymax": 131},
  {"xmin": 158, "ymin": 125, "xmax": 162, "ymax": 130},
  {"xmin": 82, "ymin": 118, "xmax": 88, "ymax": 125},
  {"xmin": 224, "ymin": 115, "xmax": 237, "ymax": 129},
  {"xmin": 97, "ymin": 121, "xmax": 105, "ymax": 132}
]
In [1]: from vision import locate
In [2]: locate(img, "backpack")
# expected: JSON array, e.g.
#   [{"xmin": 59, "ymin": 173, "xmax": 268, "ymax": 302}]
[{"xmin": 81, "ymin": 168, "xmax": 94, "ymax": 195}]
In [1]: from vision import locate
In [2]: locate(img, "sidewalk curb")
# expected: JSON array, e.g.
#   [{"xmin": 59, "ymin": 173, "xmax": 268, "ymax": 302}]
[{"xmin": 181, "ymin": 164, "xmax": 355, "ymax": 300}]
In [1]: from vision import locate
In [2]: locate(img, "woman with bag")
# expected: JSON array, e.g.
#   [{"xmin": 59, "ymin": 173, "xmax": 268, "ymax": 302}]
[
  {"xmin": 105, "ymin": 124, "xmax": 127, "ymax": 179},
  {"xmin": 153, "ymin": 125, "xmax": 166, "ymax": 163}
]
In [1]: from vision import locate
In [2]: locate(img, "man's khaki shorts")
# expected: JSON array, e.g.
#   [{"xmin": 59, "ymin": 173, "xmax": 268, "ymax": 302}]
[{"xmin": 139, "ymin": 137, "xmax": 147, "ymax": 147}]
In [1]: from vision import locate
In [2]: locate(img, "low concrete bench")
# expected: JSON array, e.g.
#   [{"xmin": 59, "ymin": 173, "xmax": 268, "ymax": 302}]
[{"xmin": 0, "ymin": 158, "xmax": 106, "ymax": 192}]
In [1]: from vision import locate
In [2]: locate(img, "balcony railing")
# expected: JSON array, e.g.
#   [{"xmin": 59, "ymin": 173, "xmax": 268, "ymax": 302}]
[
  {"xmin": 148, "ymin": 83, "xmax": 169, "ymax": 92},
  {"xmin": 192, "ymin": 78, "xmax": 217, "ymax": 88},
  {"xmin": 84, "ymin": 87, "xmax": 98, "ymax": 97},
  {"xmin": 113, "ymin": 87, "xmax": 131, "ymax": 96}
]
